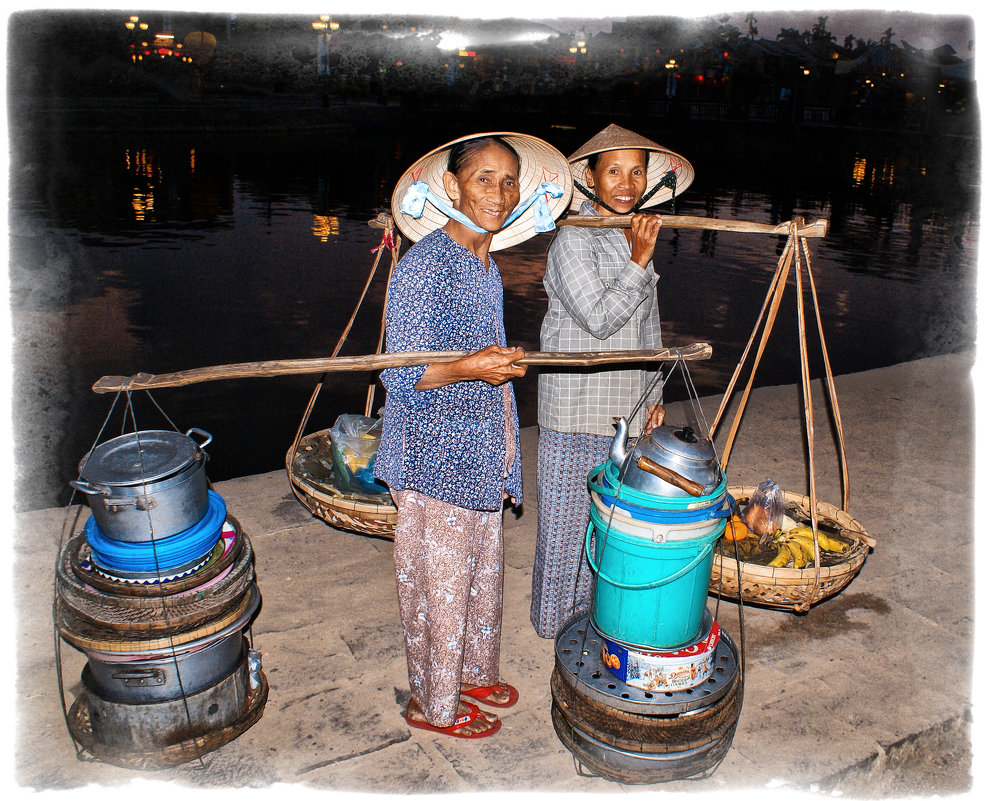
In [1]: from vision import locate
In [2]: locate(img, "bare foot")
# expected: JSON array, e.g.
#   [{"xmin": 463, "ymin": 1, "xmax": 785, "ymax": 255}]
[{"xmin": 405, "ymin": 697, "xmax": 498, "ymax": 734}]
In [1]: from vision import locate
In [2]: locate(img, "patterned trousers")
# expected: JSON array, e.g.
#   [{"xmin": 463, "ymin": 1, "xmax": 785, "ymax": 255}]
[
  {"xmin": 530, "ymin": 429, "xmax": 611, "ymax": 639},
  {"xmin": 392, "ymin": 489, "xmax": 504, "ymax": 727}
]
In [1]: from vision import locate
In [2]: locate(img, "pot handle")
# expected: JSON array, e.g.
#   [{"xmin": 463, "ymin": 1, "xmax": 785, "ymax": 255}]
[
  {"xmin": 185, "ymin": 427, "xmax": 213, "ymax": 452},
  {"xmin": 112, "ymin": 667, "xmax": 167, "ymax": 687},
  {"xmin": 636, "ymin": 456, "xmax": 704, "ymax": 497},
  {"xmin": 69, "ymin": 478, "xmax": 104, "ymax": 496}
]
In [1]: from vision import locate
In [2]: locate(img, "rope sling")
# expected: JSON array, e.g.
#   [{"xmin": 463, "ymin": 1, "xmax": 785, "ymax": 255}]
[
  {"xmin": 708, "ymin": 219, "xmax": 873, "ymax": 613},
  {"xmin": 285, "ymin": 214, "xmax": 402, "ymax": 534}
]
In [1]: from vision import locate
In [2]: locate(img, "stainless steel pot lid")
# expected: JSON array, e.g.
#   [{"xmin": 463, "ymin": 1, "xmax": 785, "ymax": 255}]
[
  {"xmin": 642, "ymin": 424, "xmax": 717, "ymax": 465},
  {"xmin": 78, "ymin": 429, "xmax": 207, "ymax": 487}
]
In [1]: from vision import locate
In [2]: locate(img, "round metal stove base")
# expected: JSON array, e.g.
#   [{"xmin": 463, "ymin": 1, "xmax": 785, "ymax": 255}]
[
  {"xmin": 554, "ymin": 610, "xmax": 738, "ymax": 715},
  {"xmin": 66, "ymin": 663, "xmax": 268, "ymax": 770},
  {"xmin": 551, "ymin": 700, "xmax": 738, "ymax": 784}
]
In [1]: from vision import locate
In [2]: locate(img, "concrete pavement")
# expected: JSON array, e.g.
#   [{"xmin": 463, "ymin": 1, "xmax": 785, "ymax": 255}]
[{"xmin": 11, "ymin": 352, "xmax": 975, "ymax": 796}]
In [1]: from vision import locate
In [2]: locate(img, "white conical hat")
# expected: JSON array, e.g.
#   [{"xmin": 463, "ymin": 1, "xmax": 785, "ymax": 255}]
[
  {"xmin": 568, "ymin": 123, "xmax": 694, "ymax": 209},
  {"xmin": 390, "ymin": 131, "xmax": 572, "ymax": 252}
]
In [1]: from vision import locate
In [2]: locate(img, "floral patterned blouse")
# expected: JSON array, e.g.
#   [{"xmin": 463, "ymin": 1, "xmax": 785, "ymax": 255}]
[{"xmin": 374, "ymin": 230, "xmax": 523, "ymax": 512}]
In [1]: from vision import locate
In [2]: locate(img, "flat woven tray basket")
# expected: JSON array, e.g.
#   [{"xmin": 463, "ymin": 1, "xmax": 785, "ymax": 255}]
[
  {"xmin": 289, "ymin": 430, "xmax": 397, "ymax": 539},
  {"xmin": 710, "ymin": 485, "xmax": 874, "ymax": 612}
]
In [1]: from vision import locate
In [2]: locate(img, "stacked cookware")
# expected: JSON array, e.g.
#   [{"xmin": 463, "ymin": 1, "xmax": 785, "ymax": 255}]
[
  {"xmin": 551, "ymin": 418, "xmax": 743, "ymax": 784},
  {"xmin": 54, "ymin": 428, "xmax": 268, "ymax": 769}
]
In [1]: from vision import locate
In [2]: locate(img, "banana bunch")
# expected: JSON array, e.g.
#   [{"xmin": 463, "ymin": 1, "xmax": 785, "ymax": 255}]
[{"xmin": 767, "ymin": 522, "xmax": 851, "ymax": 568}]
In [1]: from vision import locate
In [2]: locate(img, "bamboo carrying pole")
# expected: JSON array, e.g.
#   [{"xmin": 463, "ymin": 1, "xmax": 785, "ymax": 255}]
[
  {"xmin": 558, "ymin": 214, "xmax": 828, "ymax": 238},
  {"xmin": 92, "ymin": 343, "xmax": 713, "ymax": 394}
]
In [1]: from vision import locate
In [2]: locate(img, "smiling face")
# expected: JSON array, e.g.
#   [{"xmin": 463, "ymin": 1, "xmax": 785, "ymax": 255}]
[
  {"xmin": 584, "ymin": 148, "xmax": 648, "ymax": 216},
  {"xmin": 443, "ymin": 142, "xmax": 521, "ymax": 232}
]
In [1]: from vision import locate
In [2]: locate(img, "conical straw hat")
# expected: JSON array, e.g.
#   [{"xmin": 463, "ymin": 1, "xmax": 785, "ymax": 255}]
[
  {"xmin": 568, "ymin": 124, "xmax": 694, "ymax": 209},
  {"xmin": 391, "ymin": 131, "xmax": 572, "ymax": 252}
]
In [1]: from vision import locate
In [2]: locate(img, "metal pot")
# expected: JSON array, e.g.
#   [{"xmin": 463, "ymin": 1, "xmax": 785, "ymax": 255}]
[
  {"xmin": 70, "ymin": 428, "xmax": 212, "ymax": 542},
  {"xmin": 608, "ymin": 418, "xmax": 722, "ymax": 499},
  {"xmin": 83, "ymin": 633, "xmax": 246, "ymax": 703},
  {"xmin": 80, "ymin": 647, "xmax": 258, "ymax": 752}
]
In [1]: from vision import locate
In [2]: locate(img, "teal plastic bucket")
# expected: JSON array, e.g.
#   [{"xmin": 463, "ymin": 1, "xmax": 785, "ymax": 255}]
[{"xmin": 586, "ymin": 516, "xmax": 726, "ymax": 649}]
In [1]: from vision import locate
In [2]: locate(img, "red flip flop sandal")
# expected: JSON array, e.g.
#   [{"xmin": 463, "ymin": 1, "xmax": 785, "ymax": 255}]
[
  {"xmin": 461, "ymin": 681, "xmax": 519, "ymax": 708},
  {"xmin": 404, "ymin": 701, "xmax": 501, "ymax": 739}
]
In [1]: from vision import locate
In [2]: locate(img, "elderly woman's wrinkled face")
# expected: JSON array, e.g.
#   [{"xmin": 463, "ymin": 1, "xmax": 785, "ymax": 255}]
[
  {"xmin": 443, "ymin": 143, "xmax": 521, "ymax": 232},
  {"xmin": 585, "ymin": 148, "xmax": 648, "ymax": 216}
]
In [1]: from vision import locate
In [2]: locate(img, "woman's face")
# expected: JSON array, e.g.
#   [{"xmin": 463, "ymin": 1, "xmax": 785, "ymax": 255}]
[
  {"xmin": 585, "ymin": 148, "xmax": 648, "ymax": 216},
  {"xmin": 443, "ymin": 143, "xmax": 521, "ymax": 232}
]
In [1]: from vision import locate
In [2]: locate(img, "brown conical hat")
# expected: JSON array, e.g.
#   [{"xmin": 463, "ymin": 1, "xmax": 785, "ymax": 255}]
[
  {"xmin": 568, "ymin": 124, "xmax": 694, "ymax": 209},
  {"xmin": 390, "ymin": 131, "xmax": 572, "ymax": 252}
]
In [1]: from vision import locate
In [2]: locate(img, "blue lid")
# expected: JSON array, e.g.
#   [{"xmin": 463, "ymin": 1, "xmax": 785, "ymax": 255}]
[{"xmin": 84, "ymin": 490, "xmax": 226, "ymax": 572}]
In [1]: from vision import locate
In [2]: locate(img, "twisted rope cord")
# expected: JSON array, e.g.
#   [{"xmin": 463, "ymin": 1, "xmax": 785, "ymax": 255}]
[
  {"xmin": 803, "ymin": 236, "xmax": 850, "ymax": 512},
  {"xmin": 287, "ymin": 217, "xmax": 400, "ymax": 472}
]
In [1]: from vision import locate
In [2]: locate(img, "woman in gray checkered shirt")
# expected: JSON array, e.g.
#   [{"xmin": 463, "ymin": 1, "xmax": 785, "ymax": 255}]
[{"xmin": 530, "ymin": 125, "xmax": 693, "ymax": 639}]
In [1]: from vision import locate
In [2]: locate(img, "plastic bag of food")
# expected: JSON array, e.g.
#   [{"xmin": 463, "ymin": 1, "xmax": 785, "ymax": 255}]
[
  {"xmin": 328, "ymin": 414, "xmax": 388, "ymax": 495},
  {"xmin": 742, "ymin": 478, "xmax": 784, "ymax": 544}
]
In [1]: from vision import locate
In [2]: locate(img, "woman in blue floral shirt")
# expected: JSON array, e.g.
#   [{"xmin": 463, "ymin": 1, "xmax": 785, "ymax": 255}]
[{"xmin": 376, "ymin": 132, "xmax": 570, "ymax": 739}]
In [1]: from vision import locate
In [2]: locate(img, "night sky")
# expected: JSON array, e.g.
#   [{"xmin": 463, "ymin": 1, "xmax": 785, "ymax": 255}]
[{"xmin": 4, "ymin": 1, "xmax": 975, "ymax": 58}]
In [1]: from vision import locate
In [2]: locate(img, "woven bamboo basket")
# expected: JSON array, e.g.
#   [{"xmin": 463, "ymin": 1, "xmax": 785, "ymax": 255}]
[
  {"xmin": 289, "ymin": 429, "xmax": 397, "ymax": 539},
  {"xmin": 709, "ymin": 485, "xmax": 874, "ymax": 612},
  {"xmin": 56, "ymin": 583, "xmax": 260, "ymax": 653},
  {"xmin": 56, "ymin": 528, "xmax": 255, "ymax": 635}
]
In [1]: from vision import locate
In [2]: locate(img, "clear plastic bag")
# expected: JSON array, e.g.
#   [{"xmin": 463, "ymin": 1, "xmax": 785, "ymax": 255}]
[
  {"xmin": 328, "ymin": 414, "xmax": 388, "ymax": 495},
  {"xmin": 742, "ymin": 478, "xmax": 784, "ymax": 544}
]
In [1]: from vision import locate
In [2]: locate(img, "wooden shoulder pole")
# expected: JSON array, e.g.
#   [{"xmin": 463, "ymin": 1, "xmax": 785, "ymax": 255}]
[
  {"xmin": 92, "ymin": 343, "xmax": 713, "ymax": 394},
  {"xmin": 557, "ymin": 214, "xmax": 827, "ymax": 238}
]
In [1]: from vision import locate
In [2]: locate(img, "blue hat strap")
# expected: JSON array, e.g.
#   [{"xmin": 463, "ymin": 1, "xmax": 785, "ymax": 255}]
[
  {"xmin": 400, "ymin": 181, "xmax": 487, "ymax": 234},
  {"xmin": 400, "ymin": 180, "xmax": 564, "ymax": 236},
  {"xmin": 502, "ymin": 181, "xmax": 565, "ymax": 232}
]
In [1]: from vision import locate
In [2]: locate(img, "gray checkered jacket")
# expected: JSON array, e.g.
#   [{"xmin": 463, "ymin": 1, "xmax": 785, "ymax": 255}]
[{"xmin": 537, "ymin": 202, "xmax": 663, "ymax": 436}]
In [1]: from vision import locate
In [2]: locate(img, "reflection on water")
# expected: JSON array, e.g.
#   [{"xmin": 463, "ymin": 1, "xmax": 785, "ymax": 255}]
[
  {"xmin": 126, "ymin": 147, "xmax": 164, "ymax": 220},
  {"xmin": 8, "ymin": 124, "xmax": 978, "ymax": 511},
  {"xmin": 313, "ymin": 215, "xmax": 342, "ymax": 241}
]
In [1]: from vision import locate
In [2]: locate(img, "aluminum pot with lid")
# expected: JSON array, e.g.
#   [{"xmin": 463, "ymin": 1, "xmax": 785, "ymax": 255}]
[
  {"xmin": 608, "ymin": 418, "xmax": 722, "ymax": 499},
  {"xmin": 83, "ymin": 633, "xmax": 246, "ymax": 703},
  {"xmin": 70, "ymin": 428, "xmax": 212, "ymax": 542}
]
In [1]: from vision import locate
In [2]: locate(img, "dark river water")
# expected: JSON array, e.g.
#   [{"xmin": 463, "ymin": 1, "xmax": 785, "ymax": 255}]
[{"xmin": 8, "ymin": 117, "xmax": 979, "ymax": 512}]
